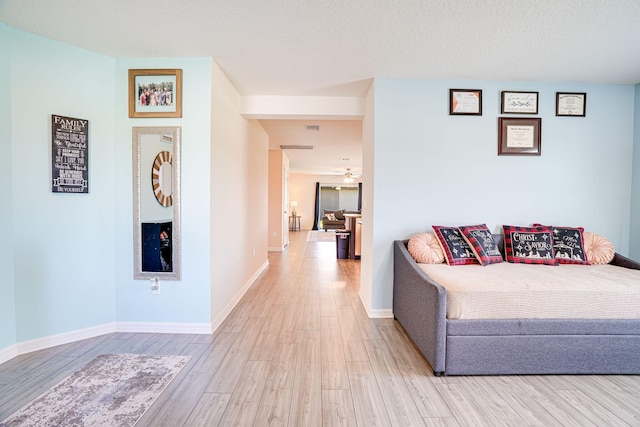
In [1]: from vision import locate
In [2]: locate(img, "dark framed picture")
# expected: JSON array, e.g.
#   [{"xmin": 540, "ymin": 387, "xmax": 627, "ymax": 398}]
[
  {"xmin": 449, "ymin": 89, "xmax": 482, "ymax": 115},
  {"xmin": 501, "ymin": 91, "xmax": 539, "ymax": 114},
  {"xmin": 556, "ymin": 92, "xmax": 586, "ymax": 117},
  {"xmin": 128, "ymin": 69, "xmax": 183, "ymax": 118},
  {"xmin": 51, "ymin": 115, "xmax": 89, "ymax": 193},
  {"xmin": 498, "ymin": 117, "xmax": 542, "ymax": 156}
]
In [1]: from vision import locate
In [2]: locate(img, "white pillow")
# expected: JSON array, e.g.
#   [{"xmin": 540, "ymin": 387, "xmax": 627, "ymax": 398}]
[
  {"xmin": 408, "ymin": 233, "xmax": 445, "ymax": 264},
  {"xmin": 326, "ymin": 213, "xmax": 336, "ymax": 221},
  {"xmin": 583, "ymin": 232, "xmax": 615, "ymax": 265}
]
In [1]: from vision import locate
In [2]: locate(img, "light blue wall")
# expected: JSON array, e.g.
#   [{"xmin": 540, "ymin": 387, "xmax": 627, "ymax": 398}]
[
  {"xmin": 114, "ymin": 58, "xmax": 212, "ymax": 324},
  {"xmin": 371, "ymin": 79, "xmax": 635, "ymax": 310},
  {"xmin": 0, "ymin": 23, "xmax": 17, "ymax": 350},
  {"xmin": 631, "ymin": 84, "xmax": 640, "ymax": 259},
  {"xmin": 9, "ymin": 29, "xmax": 117, "ymax": 341},
  {"xmin": 1, "ymin": 26, "xmax": 214, "ymax": 349}
]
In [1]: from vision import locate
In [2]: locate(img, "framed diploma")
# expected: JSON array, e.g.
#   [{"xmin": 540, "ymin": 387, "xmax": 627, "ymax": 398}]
[
  {"xmin": 556, "ymin": 92, "xmax": 586, "ymax": 117},
  {"xmin": 498, "ymin": 117, "xmax": 541, "ymax": 156},
  {"xmin": 449, "ymin": 89, "xmax": 482, "ymax": 115},
  {"xmin": 501, "ymin": 91, "xmax": 538, "ymax": 114}
]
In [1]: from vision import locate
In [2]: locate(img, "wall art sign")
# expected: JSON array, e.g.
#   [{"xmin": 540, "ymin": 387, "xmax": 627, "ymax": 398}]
[
  {"xmin": 128, "ymin": 69, "xmax": 182, "ymax": 118},
  {"xmin": 449, "ymin": 89, "xmax": 482, "ymax": 115},
  {"xmin": 51, "ymin": 114, "xmax": 89, "ymax": 193},
  {"xmin": 498, "ymin": 117, "xmax": 541, "ymax": 156},
  {"xmin": 501, "ymin": 91, "xmax": 538, "ymax": 114},
  {"xmin": 556, "ymin": 92, "xmax": 586, "ymax": 116}
]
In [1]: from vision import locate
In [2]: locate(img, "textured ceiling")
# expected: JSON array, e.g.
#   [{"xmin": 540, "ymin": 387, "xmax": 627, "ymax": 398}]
[
  {"xmin": 261, "ymin": 119, "xmax": 362, "ymax": 176},
  {"xmin": 2, "ymin": 0, "xmax": 640, "ymax": 174},
  {"xmin": 2, "ymin": 0, "xmax": 640, "ymax": 97}
]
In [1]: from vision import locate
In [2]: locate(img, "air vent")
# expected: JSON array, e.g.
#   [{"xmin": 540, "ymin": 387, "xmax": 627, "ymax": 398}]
[
  {"xmin": 306, "ymin": 125, "xmax": 320, "ymax": 131},
  {"xmin": 279, "ymin": 145, "xmax": 314, "ymax": 150}
]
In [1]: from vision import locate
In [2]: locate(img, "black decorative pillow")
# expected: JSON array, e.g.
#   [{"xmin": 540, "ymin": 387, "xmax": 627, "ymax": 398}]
[
  {"xmin": 535, "ymin": 224, "xmax": 589, "ymax": 265},
  {"xmin": 459, "ymin": 224, "xmax": 503, "ymax": 266},
  {"xmin": 432, "ymin": 226, "xmax": 479, "ymax": 266},
  {"xmin": 503, "ymin": 225, "xmax": 556, "ymax": 265}
]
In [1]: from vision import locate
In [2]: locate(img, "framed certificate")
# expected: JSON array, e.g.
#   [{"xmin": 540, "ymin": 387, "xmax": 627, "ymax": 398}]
[
  {"xmin": 498, "ymin": 117, "xmax": 541, "ymax": 156},
  {"xmin": 556, "ymin": 92, "xmax": 586, "ymax": 117},
  {"xmin": 449, "ymin": 89, "xmax": 482, "ymax": 115},
  {"xmin": 501, "ymin": 91, "xmax": 538, "ymax": 114}
]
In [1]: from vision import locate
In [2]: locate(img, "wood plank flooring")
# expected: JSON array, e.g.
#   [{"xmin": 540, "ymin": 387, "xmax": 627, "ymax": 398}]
[{"xmin": 1, "ymin": 231, "xmax": 639, "ymax": 426}]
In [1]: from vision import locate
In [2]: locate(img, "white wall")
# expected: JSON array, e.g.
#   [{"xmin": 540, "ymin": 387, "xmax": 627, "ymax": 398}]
[
  {"xmin": 360, "ymin": 83, "xmax": 376, "ymax": 314},
  {"xmin": 288, "ymin": 173, "xmax": 318, "ymax": 230},
  {"xmin": 631, "ymin": 84, "xmax": 640, "ymax": 259},
  {"xmin": 8, "ymin": 28, "xmax": 117, "ymax": 341},
  {"xmin": 368, "ymin": 78, "xmax": 635, "ymax": 312},
  {"xmin": 114, "ymin": 58, "xmax": 213, "ymax": 325},
  {"xmin": 0, "ymin": 23, "xmax": 16, "ymax": 351},
  {"xmin": 268, "ymin": 150, "xmax": 286, "ymax": 249},
  {"xmin": 210, "ymin": 62, "xmax": 269, "ymax": 329}
]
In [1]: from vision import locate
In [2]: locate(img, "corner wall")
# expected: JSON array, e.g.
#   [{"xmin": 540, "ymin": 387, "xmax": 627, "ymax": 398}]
[
  {"xmin": 370, "ymin": 78, "xmax": 635, "ymax": 312},
  {"xmin": 9, "ymin": 28, "xmax": 117, "ymax": 342},
  {"xmin": 631, "ymin": 84, "xmax": 640, "ymax": 259},
  {"xmin": 0, "ymin": 23, "xmax": 16, "ymax": 352},
  {"xmin": 359, "ymin": 81, "xmax": 376, "ymax": 314},
  {"xmin": 114, "ymin": 58, "xmax": 213, "ymax": 326},
  {"xmin": 210, "ymin": 62, "xmax": 269, "ymax": 330}
]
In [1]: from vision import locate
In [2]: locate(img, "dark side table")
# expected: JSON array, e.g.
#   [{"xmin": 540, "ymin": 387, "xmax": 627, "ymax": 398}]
[{"xmin": 289, "ymin": 215, "xmax": 301, "ymax": 231}]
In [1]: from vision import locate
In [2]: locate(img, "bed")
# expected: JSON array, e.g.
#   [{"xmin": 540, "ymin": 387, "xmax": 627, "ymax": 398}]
[{"xmin": 393, "ymin": 236, "xmax": 640, "ymax": 376}]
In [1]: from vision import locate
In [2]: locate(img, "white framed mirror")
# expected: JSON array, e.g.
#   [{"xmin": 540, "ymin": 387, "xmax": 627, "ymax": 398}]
[{"xmin": 133, "ymin": 126, "xmax": 181, "ymax": 280}]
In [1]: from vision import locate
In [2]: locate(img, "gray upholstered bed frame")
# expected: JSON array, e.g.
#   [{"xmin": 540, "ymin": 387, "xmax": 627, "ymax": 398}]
[{"xmin": 393, "ymin": 236, "xmax": 640, "ymax": 376}]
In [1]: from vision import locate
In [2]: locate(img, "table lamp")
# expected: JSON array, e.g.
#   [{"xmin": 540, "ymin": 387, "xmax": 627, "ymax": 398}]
[{"xmin": 291, "ymin": 200, "xmax": 298, "ymax": 216}]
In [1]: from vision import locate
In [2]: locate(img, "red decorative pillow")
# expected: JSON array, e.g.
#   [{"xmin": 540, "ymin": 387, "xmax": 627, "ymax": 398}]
[
  {"xmin": 534, "ymin": 224, "xmax": 589, "ymax": 265},
  {"xmin": 432, "ymin": 226, "xmax": 479, "ymax": 266},
  {"xmin": 503, "ymin": 225, "xmax": 556, "ymax": 265},
  {"xmin": 459, "ymin": 224, "xmax": 503, "ymax": 266}
]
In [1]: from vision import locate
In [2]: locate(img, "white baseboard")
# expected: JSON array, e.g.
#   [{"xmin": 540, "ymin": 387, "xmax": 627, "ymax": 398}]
[
  {"xmin": 1, "ymin": 320, "xmax": 215, "ymax": 365},
  {"xmin": 367, "ymin": 308, "xmax": 394, "ymax": 318},
  {"xmin": 210, "ymin": 260, "xmax": 269, "ymax": 332},
  {"xmin": 358, "ymin": 291, "xmax": 394, "ymax": 319},
  {"xmin": 0, "ymin": 344, "xmax": 18, "ymax": 365},
  {"xmin": 15, "ymin": 323, "xmax": 117, "ymax": 357},
  {"xmin": 268, "ymin": 246, "xmax": 284, "ymax": 252},
  {"xmin": 1, "ymin": 261, "xmax": 271, "ymax": 365},
  {"xmin": 116, "ymin": 322, "xmax": 212, "ymax": 334}
]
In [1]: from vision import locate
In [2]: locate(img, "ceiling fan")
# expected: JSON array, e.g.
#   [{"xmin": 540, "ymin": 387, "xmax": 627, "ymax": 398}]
[{"xmin": 343, "ymin": 168, "xmax": 359, "ymax": 183}]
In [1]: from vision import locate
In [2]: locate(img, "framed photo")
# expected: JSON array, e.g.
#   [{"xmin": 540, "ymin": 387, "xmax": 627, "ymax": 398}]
[
  {"xmin": 449, "ymin": 89, "xmax": 482, "ymax": 115},
  {"xmin": 498, "ymin": 117, "xmax": 542, "ymax": 156},
  {"xmin": 501, "ymin": 91, "xmax": 538, "ymax": 114},
  {"xmin": 128, "ymin": 69, "xmax": 182, "ymax": 118},
  {"xmin": 556, "ymin": 92, "xmax": 586, "ymax": 117}
]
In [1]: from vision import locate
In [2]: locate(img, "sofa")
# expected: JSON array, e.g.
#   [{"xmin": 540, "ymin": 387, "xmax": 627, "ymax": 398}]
[
  {"xmin": 321, "ymin": 209, "xmax": 346, "ymax": 230},
  {"xmin": 393, "ymin": 229, "xmax": 640, "ymax": 376}
]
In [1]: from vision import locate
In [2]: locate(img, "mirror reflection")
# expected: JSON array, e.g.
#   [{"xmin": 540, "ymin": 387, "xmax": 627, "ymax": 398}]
[{"xmin": 133, "ymin": 126, "xmax": 181, "ymax": 280}]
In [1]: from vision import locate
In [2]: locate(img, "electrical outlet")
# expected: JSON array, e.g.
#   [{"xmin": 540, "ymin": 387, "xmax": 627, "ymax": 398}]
[{"xmin": 150, "ymin": 278, "xmax": 160, "ymax": 295}]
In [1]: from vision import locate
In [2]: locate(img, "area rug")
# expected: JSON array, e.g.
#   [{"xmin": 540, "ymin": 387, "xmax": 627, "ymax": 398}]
[
  {"xmin": 0, "ymin": 353, "xmax": 190, "ymax": 427},
  {"xmin": 306, "ymin": 230, "xmax": 336, "ymax": 242}
]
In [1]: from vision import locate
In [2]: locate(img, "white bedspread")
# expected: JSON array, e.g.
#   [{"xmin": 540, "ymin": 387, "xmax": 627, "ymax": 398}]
[{"xmin": 418, "ymin": 262, "xmax": 640, "ymax": 319}]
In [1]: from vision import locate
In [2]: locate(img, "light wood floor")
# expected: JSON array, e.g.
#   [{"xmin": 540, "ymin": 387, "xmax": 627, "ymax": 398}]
[{"xmin": 1, "ymin": 231, "xmax": 639, "ymax": 426}]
